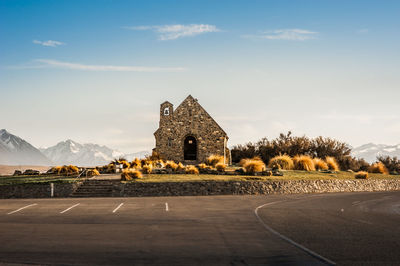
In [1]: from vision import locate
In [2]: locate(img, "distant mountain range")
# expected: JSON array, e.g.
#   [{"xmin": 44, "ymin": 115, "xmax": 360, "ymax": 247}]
[
  {"xmin": 0, "ymin": 129, "xmax": 52, "ymax": 165},
  {"xmin": 351, "ymin": 143, "xmax": 400, "ymax": 163},
  {"xmin": 2, "ymin": 128, "xmax": 398, "ymax": 166},
  {"xmin": 0, "ymin": 129, "xmax": 149, "ymax": 166}
]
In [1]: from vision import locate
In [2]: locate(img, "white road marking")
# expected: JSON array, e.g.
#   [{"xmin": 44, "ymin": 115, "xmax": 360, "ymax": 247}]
[
  {"xmin": 60, "ymin": 203, "xmax": 80, "ymax": 214},
  {"xmin": 255, "ymin": 201, "xmax": 336, "ymax": 266},
  {"xmin": 165, "ymin": 202, "xmax": 169, "ymax": 211},
  {"xmin": 7, "ymin": 203, "xmax": 37, "ymax": 215},
  {"xmin": 113, "ymin": 203, "xmax": 124, "ymax": 213}
]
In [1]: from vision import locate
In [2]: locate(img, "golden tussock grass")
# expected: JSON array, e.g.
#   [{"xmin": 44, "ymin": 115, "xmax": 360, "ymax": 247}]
[
  {"xmin": 355, "ymin": 171, "xmax": 369, "ymax": 179},
  {"xmin": 59, "ymin": 165, "xmax": 79, "ymax": 176},
  {"xmin": 242, "ymin": 158, "xmax": 266, "ymax": 174},
  {"xmin": 215, "ymin": 163, "xmax": 226, "ymax": 172},
  {"xmin": 87, "ymin": 169, "xmax": 100, "ymax": 177},
  {"xmin": 325, "ymin": 156, "xmax": 339, "ymax": 171},
  {"xmin": 206, "ymin": 154, "xmax": 224, "ymax": 167},
  {"xmin": 142, "ymin": 164, "xmax": 153, "ymax": 174},
  {"xmin": 293, "ymin": 155, "xmax": 315, "ymax": 171},
  {"xmin": 185, "ymin": 165, "xmax": 199, "ymax": 174},
  {"xmin": 131, "ymin": 158, "xmax": 142, "ymax": 169},
  {"xmin": 177, "ymin": 162, "xmax": 185, "ymax": 171},
  {"xmin": 368, "ymin": 162, "xmax": 389, "ymax": 174},
  {"xmin": 313, "ymin": 158, "xmax": 329, "ymax": 170},
  {"xmin": 165, "ymin": 161, "xmax": 178, "ymax": 171},
  {"xmin": 121, "ymin": 169, "xmax": 142, "ymax": 180},
  {"xmin": 268, "ymin": 155, "xmax": 294, "ymax": 170}
]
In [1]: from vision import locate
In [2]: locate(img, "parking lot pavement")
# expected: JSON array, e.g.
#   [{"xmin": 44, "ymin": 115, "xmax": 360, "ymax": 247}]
[
  {"xmin": 1, "ymin": 192, "xmax": 399, "ymax": 265},
  {"xmin": 0, "ymin": 195, "xmax": 326, "ymax": 265}
]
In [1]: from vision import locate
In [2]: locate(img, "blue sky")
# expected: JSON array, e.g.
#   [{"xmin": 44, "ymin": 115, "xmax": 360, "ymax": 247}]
[{"xmin": 1, "ymin": 0, "xmax": 400, "ymax": 152}]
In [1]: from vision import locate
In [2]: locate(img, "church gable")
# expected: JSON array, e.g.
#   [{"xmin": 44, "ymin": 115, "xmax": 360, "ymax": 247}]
[{"xmin": 154, "ymin": 95, "xmax": 229, "ymax": 163}]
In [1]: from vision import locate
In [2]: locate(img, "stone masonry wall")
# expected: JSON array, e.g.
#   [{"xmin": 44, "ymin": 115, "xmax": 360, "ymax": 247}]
[
  {"xmin": 154, "ymin": 95, "xmax": 229, "ymax": 163},
  {"xmin": 113, "ymin": 179, "xmax": 400, "ymax": 197},
  {"xmin": 0, "ymin": 182, "xmax": 82, "ymax": 198}
]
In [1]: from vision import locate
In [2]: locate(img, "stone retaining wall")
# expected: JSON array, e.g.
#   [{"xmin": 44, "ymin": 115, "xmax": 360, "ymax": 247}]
[
  {"xmin": 0, "ymin": 179, "xmax": 399, "ymax": 198},
  {"xmin": 113, "ymin": 179, "xmax": 400, "ymax": 197},
  {"xmin": 0, "ymin": 182, "xmax": 82, "ymax": 199}
]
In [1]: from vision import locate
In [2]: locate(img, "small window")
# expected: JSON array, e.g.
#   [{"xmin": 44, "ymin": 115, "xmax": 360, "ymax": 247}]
[
  {"xmin": 164, "ymin": 107, "xmax": 170, "ymax": 116},
  {"xmin": 168, "ymin": 138, "xmax": 173, "ymax": 147}
]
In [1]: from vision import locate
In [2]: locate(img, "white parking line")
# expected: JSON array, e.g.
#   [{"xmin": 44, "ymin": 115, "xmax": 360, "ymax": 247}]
[
  {"xmin": 165, "ymin": 202, "xmax": 169, "ymax": 211},
  {"xmin": 7, "ymin": 203, "xmax": 37, "ymax": 215},
  {"xmin": 113, "ymin": 203, "xmax": 124, "ymax": 213},
  {"xmin": 60, "ymin": 203, "xmax": 80, "ymax": 214}
]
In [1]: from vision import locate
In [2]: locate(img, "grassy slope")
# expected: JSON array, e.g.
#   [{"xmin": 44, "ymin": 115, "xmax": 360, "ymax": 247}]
[
  {"xmin": 131, "ymin": 170, "xmax": 396, "ymax": 183},
  {"xmin": 0, "ymin": 171, "xmax": 397, "ymax": 185}
]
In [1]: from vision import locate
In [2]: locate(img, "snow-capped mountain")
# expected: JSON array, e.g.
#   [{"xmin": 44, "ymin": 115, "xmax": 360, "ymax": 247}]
[
  {"xmin": 352, "ymin": 143, "xmax": 400, "ymax": 163},
  {"xmin": 0, "ymin": 129, "xmax": 53, "ymax": 165},
  {"xmin": 40, "ymin": 140, "xmax": 150, "ymax": 166}
]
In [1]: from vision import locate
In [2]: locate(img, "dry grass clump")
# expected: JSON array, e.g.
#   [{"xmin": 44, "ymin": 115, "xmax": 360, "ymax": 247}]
[
  {"xmin": 107, "ymin": 163, "xmax": 116, "ymax": 173},
  {"xmin": 313, "ymin": 158, "xmax": 329, "ymax": 170},
  {"xmin": 185, "ymin": 165, "xmax": 199, "ymax": 174},
  {"xmin": 293, "ymin": 155, "xmax": 315, "ymax": 171},
  {"xmin": 355, "ymin": 171, "xmax": 369, "ymax": 179},
  {"xmin": 177, "ymin": 162, "xmax": 185, "ymax": 171},
  {"xmin": 165, "ymin": 161, "xmax": 178, "ymax": 171},
  {"xmin": 215, "ymin": 163, "xmax": 226, "ymax": 172},
  {"xmin": 368, "ymin": 162, "xmax": 389, "ymax": 174},
  {"xmin": 59, "ymin": 165, "xmax": 79, "ymax": 176},
  {"xmin": 242, "ymin": 157, "xmax": 266, "ymax": 174},
  {"xmin": 325, "ymin": 156, "xmax": 339, "ymax": 171},
  {"xmin": 121, "ymin": 169, "xmax": 142, "ymax": 180},
  {"xmin": 268, "ymin": 155, "xmax": 294, "ymax": 170},
  {"xmin": 131, "ymin": 158, "xmax": 142, "ymax": 169},
  {"xmin": 198, "ymin": 163, "xmax": 208, "ymax": 169},
  {"xmin": 206, "ymin": 154, "xmax": 224, "ymax": 167},
  {"xmin": 142, "ymin": 164, "xmax": 153, "ymax": 174},
  {"xmin": 48, "ymin": 166, "xmax": 63, "ymax": 175},
  {"xmin": 87, "ymin": 169, "xmax": 100, "ymax": 177}
]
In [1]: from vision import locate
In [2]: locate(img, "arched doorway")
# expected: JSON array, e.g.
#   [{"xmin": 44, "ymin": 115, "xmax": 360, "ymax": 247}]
[{"xmin": 184, "ymin": 136, "xmax": 197, "ymax": 160}]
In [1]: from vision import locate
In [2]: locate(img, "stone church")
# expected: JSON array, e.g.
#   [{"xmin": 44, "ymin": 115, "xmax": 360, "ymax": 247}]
[{"xmin": 154, "ymin": 95, "xmax": 230, "ymax": 164}]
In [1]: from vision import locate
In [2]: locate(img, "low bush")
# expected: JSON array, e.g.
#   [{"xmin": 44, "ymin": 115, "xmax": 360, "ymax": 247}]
[
  {"xmin": 87, "ymin": 169, "xmax": 100, "ymax": 177},
  {"xmin": 325, "ymin": 157, "xmax": 339, "ymax": 171},
  {"xmin": 355, "ymin": 171, "xmax": 369, "ymax": 179},
  {"xmin": 121, "ymin": 169, "xmax": 142, "ymax": 180},
  {"xmin": 377, "ymin": 156, "xmax": 400, "ymax": 174},
  {"xmin": 215, "ymin": 163, "xmax": 226, "ymax": 172},
  {"xmin": 185, "ymin": 165, "xmax": 199, "ymax": 174},
  {"xmin": 293, "ymin": 155, "xmax": 315, "ymax": 171},
  {"xmin": 368, "ymin": 162, "xmax": 389, "ymax": 174},
  {"xmin": 243, "ymin": 158, "xmax": 266, "ymax": 174},
  {"xmin": 268, "ymin": 155, "xmax": 294, "ymax": 170},
  {"xmin": 313, "ymin": 158, "xmax": 328, "ymax": 170},
  {"xmin": 142, "ymin": 164, "xmax": 153, "ymax": 174},
  {"xmin": 165, "ymin": 161, "xmax": 178, "ymax": 171},
  {"xmin": 206, "ymin": 154, "xmax": 224, "ymax": 167}
]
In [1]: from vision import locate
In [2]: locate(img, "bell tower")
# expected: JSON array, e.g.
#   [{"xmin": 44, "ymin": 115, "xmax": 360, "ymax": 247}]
[{"xmin": 160, "ymin": 101, "xmax": 173, "ymax": 126}]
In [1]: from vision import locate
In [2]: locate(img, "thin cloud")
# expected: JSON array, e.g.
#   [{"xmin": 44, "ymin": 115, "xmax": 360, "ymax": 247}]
[
  {"xmin": 357, "ymin": 29, "xmax": 369, "ymax": 34},
  {"xmin": 124, "ymin": 24, "xmax": 220, "ymax": 40},
  {"xmin": 9, "ymin": 59, "xmax": 186, "ymax": 72},
  {"xmin": 243, "ymin": 29, "xmax": 318, "ymax": 41},
  {"xmin": 33, "ymin": 40, "xmax": 65, "ymax": 47}
]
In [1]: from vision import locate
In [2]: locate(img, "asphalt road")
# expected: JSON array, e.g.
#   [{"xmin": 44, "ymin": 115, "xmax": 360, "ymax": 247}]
[{"xmin": 0, "ymin": 191, "xmax": 399, "ymax": 265}]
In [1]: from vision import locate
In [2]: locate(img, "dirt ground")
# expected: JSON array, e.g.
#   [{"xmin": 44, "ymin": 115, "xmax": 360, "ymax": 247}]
[{"xmin": 0, "ymin": 165, "xmax": 51, "ymax": 176}]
